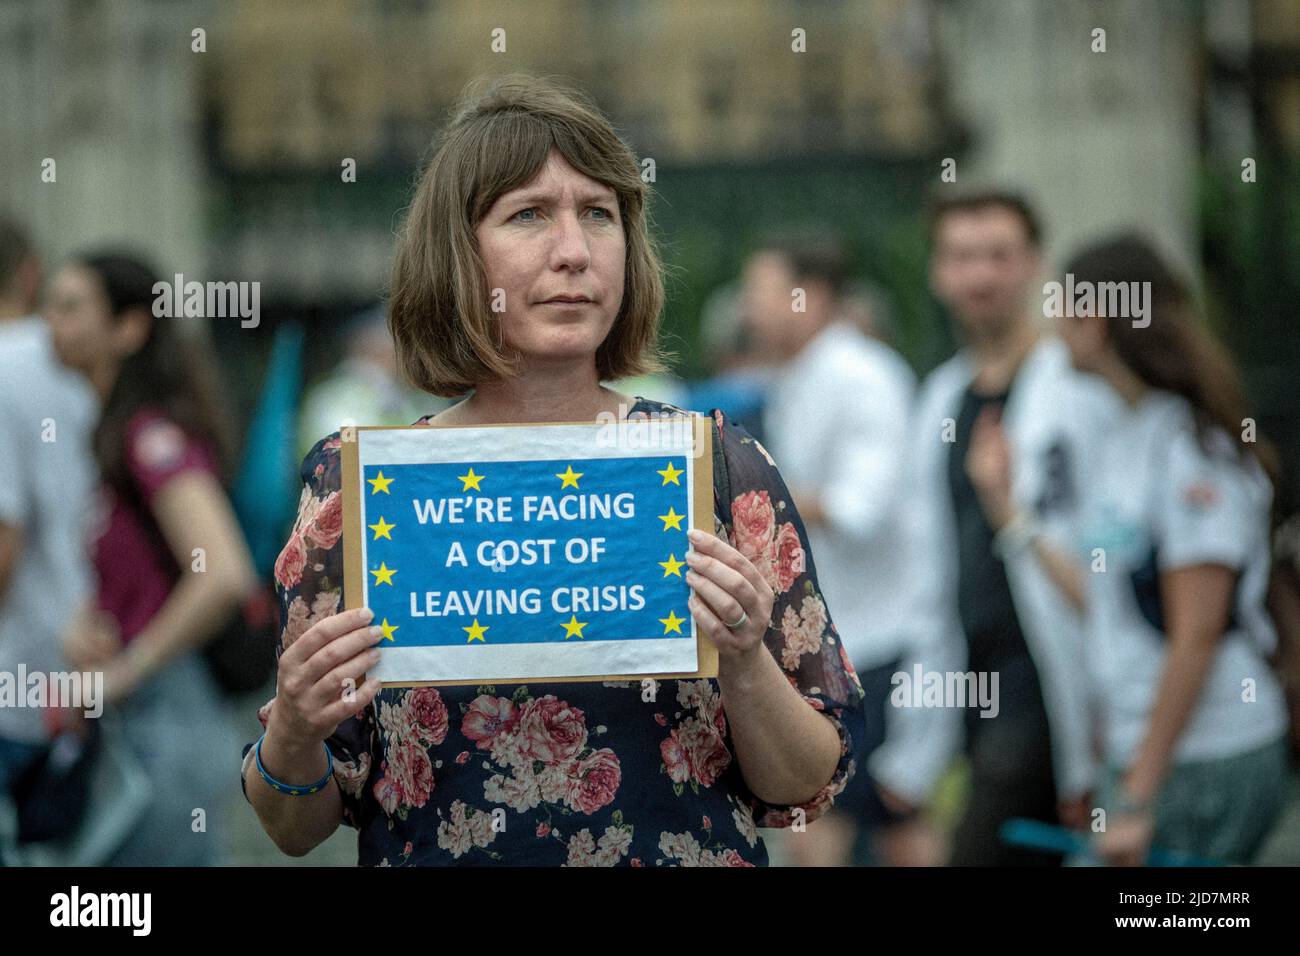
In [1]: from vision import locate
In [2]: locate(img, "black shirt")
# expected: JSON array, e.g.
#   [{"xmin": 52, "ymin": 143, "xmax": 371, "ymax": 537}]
[{"xmin": 946, "ymin": 384, "xmax": 1047, "ymax": 729}]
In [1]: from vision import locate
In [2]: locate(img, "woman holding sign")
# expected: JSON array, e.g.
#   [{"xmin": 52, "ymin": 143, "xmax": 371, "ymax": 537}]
[{"xmin": 242, "ymin": 74, "xmax": 866, "ymax": 866}]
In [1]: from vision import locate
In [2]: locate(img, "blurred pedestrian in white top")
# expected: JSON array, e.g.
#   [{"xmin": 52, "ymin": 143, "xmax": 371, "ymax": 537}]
[
  {"xmin": 742, "ymin": 231, "xmax": 922, "ymax": 866},
  {"xmin": 0, "ymin": 216, "xmax": 99, "ymax": 864}
]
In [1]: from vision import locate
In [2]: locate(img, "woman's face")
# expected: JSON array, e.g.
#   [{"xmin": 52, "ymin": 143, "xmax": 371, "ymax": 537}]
[
  {"xmin": 474, "ymin": 149, "xmax": 626, "ymax": 372},
  {"xmin": 1056, "ymin": 305, "xmax": 1107, "ymax": 374},
  {"xmin": 44, "ymin": 263, "xmax": 119, "ymax": 377}
]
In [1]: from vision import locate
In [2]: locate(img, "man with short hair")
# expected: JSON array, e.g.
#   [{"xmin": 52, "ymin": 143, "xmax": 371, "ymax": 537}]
[
  {"xmin": 870, "ymin": 189, "xmax": 1119, "ymax": 865},
  {"xmin": 742, "ymin": 230, "xmax": 922, "ymax": 865},
  {"xmin": 0, "ymin": 216, "xmax": 99, "ymax": 863}
]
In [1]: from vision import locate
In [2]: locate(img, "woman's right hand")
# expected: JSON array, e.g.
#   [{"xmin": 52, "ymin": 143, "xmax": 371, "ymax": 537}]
[
  {"xmin": 264, "ymin": 606, "xmax": 385, "ymax": 754},
  {"xmin": 63, "ymin": 601, "xmax": 123, "ymax": 670}
]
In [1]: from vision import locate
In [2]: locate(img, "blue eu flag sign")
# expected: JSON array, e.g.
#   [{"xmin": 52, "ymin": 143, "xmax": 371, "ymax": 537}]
[{"xmin": 344, "ymin": 418, "xmax": 714, "ymax": 684}]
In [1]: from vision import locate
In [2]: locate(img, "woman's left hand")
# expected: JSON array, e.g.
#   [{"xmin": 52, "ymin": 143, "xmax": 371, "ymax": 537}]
[
  {"xmin": 684, "ymin": 527, "xmax": 774, "ymax": 667},
  {"xmin": 1095, "ymin": 810, "xmax": 1155, "ymax": 867}
]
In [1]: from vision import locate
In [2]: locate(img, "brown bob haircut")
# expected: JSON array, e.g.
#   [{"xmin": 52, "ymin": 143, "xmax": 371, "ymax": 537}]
[{"xmin": 388, "ymin": 73, "xmax": 668, "ymax": 397}]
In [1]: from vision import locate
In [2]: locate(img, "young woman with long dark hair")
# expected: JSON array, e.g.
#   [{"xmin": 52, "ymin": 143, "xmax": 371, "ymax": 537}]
[
  {"xmin": 44, "ymin": 251, "xmax": 256, "ymax": 865},
  {"xmin": 967, "ymin": 233, "xmax": 1288, "ymax": 865}
]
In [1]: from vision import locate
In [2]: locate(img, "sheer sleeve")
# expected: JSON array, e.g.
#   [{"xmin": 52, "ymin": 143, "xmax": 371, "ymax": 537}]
[
  {"xmin": 711, "ymin": 408, "xmax": 868, "ymax": 827},
  {"xmin": 240, "ymin": 431, "xmax": 374, "ymax": 829}
]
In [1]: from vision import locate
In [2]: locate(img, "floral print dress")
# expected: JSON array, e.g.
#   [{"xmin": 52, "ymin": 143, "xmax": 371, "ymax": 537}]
[{"xmin": 242, "ymin": 396, "xmax": 866, "ymax": 866}]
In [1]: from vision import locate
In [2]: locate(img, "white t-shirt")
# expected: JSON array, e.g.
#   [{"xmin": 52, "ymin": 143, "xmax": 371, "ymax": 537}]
[
  {"xmin": 1080, "ymin": 390, "xmax": 1286, "ymax": 765},
  {"xmin": 0, "ymin": 317, "xmax": 99, "ymax": 743},
  {"xmin": 762, "ymin": 320, "xmax": 918, "ymax": 669}
]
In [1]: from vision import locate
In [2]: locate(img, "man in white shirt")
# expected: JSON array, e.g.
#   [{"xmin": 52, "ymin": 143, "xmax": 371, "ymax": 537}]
[
  {"xmin": 741, "ymin": 231, "xmax": 924, "ymax": 865},
  {"xmin": 0, "ymin": 217, "xmax": 99, "ymax": 862},
  {"xmin": 869, "ymin": 190, "xmax": 1120, "ymax": 865}
]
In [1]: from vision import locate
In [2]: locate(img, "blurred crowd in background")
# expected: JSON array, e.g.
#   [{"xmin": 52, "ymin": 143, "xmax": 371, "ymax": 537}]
[{"xmin": 1, "ymin": 0, "xmax": 1299, "ymax": 866}]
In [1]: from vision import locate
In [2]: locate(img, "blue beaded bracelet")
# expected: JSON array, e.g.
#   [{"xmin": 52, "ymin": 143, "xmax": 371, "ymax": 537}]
[{"xmin": 254, "ymin": 733, "xmax": 334, "ymax": 796}]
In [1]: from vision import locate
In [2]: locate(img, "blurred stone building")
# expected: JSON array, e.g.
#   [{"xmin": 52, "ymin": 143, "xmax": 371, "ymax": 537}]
[
  {"xmin": 3, "ymin": 1, "xmax": 1298, "ymax": 360},
  {"xmin": 199, "ymin": 0, "xmax": 950, "ymax": 298}
]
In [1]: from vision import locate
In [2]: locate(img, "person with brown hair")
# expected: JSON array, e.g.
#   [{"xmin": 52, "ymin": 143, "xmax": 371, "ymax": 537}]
[
  {"xmin": 967, "ymin": 233, "xmax": 1289, "ymax": 865},
  {"xmin": 241, "ymin": 74, "xmax": 866, "ymax": 866},
  {"xmin": 885, "ymin": 188, "xmax": 1124, "ymax": 866},
  {"xmin": 741, "ymin": 229, "xmax": 923, "ymax": 867},
  {"xmin": 42, "ymin": 249, "xmax": 256, "ymax": 864}
]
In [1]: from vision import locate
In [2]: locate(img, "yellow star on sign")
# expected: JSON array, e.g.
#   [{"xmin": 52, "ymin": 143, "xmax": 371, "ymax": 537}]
[
  {"xmin": 379, "ymin": 618, "xmax": 399, "ymax": 641},
  {"xmin": 458, "ymin": 467, "xmax": 484, "ymax": 492},
  {"xmin": 369, "ymin": 516, "xmax": 395, "ymax": 540},
  {"xmin": 657, "ymin": 461, "xmax": 684, "ymax": 485},
  {"xmin": 561, "ymin": 615, "xmax": 588, "ymax": 639},
  {"xmin": 659, "ymin": 610, "xmax": 686, "ymax": 635},
  {"xmin": 368, "ymin": 470, "xmax": 394, "ymax": 495},
  {"xmin": 659, "ymin": 553, "xmax": 685, "ymax": 577},
  {"xmin": 556, "ymin": 465, "xmax": 583, "ymax": 489},
  {"xmin": 658, "ymin": 507, "xmax": 684, "ymax": 531},
  {"xmin": 464, "ymin": 618, "xmax": 489, "ymax": 643},
  {"xmin": 370, "ymin": 562, "xmax": 396, "ymax": 586}
]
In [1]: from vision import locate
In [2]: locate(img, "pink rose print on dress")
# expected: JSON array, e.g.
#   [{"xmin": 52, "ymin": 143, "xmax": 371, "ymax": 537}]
[
  {"xmin": 562, "ymin": 824, "xmax": 633, "ymax": 867},
  {"xmin": 372, "ymin": 772, "xmax": 405, "ymax": 816},
  {"xmin": 282, "ymin": 597, "xmax": 310, "ymax": 648},
  {"xmin": 656, "ymin": 830, "xmax": 755, "ymax": 867},
  {"xmin": 303, "ymin": 491, "xmax": 343, "ymax": 550},
  {"xmin": 729, "ymin": 490, "xmax": 804, "ymax": 595},
  {"xmin": 296, "ymin": 492, "xmax": 323, "ymax": 537},
  {"xmin": 282, "ymin": 590, "xmax": 341, "ymax": 650},
  {"xmin": 780, "ymin": 593, "xmax": 828, "ymax": 671},
  {"xmin": 660, "ymin": 732, "xmax": 691, "ymax": 784},
  {"xmin": 467, "ymin": 691, "xmax": 621, "ymax": 819},
  {"xmin": 435, "ymin": 800, "xmax": 498, "ymax": 860},
  {"xmin": 771, "ymin": 521, "xmax": 806, "ymax": 593},
  {"xmin": 372, "ymin": 688, "xmax": 448, "ymax": 816},
  {"xmin": 277, "ymin": 484, "xmax": 346, "ymax": 586},
  {"xmin": 732, "ymin": 490, "xmax": 776, "ymax": 555},
  {"xmin": 677, "ymin": 679, "xmax": 725, "ymax": 733},
  {"xmin": 566, "ymin": 748, "xmax": 621, "ymax": 814},
  {"xmin": 461, "ymin": 694, "xmax": 519, "ymax": 750},
  {"xmin": 659, "ymin": 680, "xmax": 732, "ymax": 791},
  {"xmin": 676, "ymin": 718, "xmax": 731, "ymax": 787},
  {"xmin": 407, "ymin": 686, "xmax": 449, "ymax": 747},
  {"xmin": 274, "ymin": 531, "xmax": 307, "ymax": 590},
  {"xmin": 388, "ymin": 738, "xmax": 433, "ymax": 809},
  {"xmin": 517, "ymin": 695, "xmax": 587, "ymax": 764}
]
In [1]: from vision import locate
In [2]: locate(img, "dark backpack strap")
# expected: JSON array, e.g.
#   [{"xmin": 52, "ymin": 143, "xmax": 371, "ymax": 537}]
[{"xmin": 709, "ymin": 412, "xmax": 733, "ymax": 530}]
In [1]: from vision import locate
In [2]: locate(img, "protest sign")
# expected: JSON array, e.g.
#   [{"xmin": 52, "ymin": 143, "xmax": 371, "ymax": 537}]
[{"xmin": 341, "ymin": 413, "xmax": 718, "ymax": 685}]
